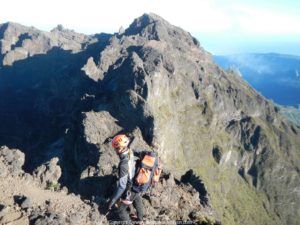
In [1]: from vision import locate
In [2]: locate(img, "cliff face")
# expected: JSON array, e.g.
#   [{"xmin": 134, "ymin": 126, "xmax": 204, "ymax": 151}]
[{"xmin": 0, "ymin": 14, "xmax": 299, "ymax": 225}]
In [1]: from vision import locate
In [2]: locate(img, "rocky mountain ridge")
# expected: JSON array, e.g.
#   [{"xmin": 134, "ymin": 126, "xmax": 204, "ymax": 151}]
[{"xmin": 0, "ymin": 13, "xmax": 300, "ymax": 225}]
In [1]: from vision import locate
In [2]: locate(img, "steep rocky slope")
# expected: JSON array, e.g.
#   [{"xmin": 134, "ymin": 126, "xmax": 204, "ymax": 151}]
[
  {"xmin": 0, "ymin": 14, "xmax": 300, "ymax": 225},
  {"xmin": 0, "ymin": 22, "xmax": 111, "ymax": 171}
]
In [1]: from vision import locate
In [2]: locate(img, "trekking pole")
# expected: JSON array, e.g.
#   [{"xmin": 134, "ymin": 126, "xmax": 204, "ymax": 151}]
[
  {"xmin": 104, "ymin": 210, "xmax": 110, "ymax": 217},
  {"xmin": 99, "ymin": 210, "xmax": 110, "ymax": 224}
]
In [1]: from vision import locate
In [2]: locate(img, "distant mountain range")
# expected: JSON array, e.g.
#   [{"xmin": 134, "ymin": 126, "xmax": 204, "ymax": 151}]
[{"xmin": 214, "ymin": 53, "xmax": 300, "ymax": 107}]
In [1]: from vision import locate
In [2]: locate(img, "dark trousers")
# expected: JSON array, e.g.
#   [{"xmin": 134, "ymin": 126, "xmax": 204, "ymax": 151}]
[{"xmin": 117, "ymin": 191, "xmax": 144, "ymax": 224}]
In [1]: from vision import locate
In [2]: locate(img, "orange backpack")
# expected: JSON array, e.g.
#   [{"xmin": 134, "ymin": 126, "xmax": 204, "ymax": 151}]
[{"xmin": 133, "ymin": 151, "xmax": 162, "ymax": 192}]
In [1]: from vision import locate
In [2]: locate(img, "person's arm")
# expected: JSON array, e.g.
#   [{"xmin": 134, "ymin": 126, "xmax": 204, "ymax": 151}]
[
  {"xmin": 109, "ymin": 159, "xmax": 129, "ymax": 208},
  {"xmin": 109, "ymin": 174, "xmax": 128, "ymax": 208}
]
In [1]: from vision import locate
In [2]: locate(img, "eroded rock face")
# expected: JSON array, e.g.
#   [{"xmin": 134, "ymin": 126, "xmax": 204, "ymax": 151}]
[
  {"xmin": 1, "ymin": 13, "xmax": 300, "ymax": 225},
  {"xmin": 0, "ymin": 146, "xmax": 25, "ymax": 177},
  {"xmin": 0, "ymin": 22, "xmax": 111, "ymax": 171},
  {"xmin": 33, "ymin": 157, "xmax": 62, "ymax": 188}
]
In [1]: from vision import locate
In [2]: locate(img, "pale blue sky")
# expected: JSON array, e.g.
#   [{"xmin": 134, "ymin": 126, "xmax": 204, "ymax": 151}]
[{"xmin": 1, "ymin": 0, "xmax": 299, "ymax": 55}]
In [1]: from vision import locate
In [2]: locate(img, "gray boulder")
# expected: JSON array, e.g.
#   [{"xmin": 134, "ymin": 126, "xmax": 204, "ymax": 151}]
[
  {"xmin": 33, "ymin": 157, "xmax": 61, "ymax": 189},
  {"xmin": 0, "ymin": 146, "xmax": 25, "ymax": 177}
]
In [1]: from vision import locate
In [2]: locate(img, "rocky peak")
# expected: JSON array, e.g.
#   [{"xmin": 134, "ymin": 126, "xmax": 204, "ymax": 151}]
[
  {"xmin": 0, "ymin": 22, "xmax": 39, "ymax": 41},
  {"xmin": 125, "ymin": 13, "xmax": 166, "ymax": 35},
  {"xmin": 0, "ymin": 22, "xmax": 39, "ymax": 63},
  {"xmin": 50, "ymin": 24, "xmax": 87, "ymax": 41},
  {"xmin": 124, "ymin": 13, "xmax": 200, "ymax": 47},
  {"xmin": 51, "ymin": 24, "xmax": 65, "ymax": 32}
]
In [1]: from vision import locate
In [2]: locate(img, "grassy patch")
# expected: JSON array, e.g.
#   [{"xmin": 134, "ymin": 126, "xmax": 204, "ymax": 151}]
[{"xmin": 46, "ymin": 181, "xmax": 60, "ymax": 191}]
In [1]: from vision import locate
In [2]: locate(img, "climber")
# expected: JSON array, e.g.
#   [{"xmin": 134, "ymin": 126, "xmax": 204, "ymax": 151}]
[{"xmin": 108, "ymin": 134, "xmax": 145, "ymax": 225}]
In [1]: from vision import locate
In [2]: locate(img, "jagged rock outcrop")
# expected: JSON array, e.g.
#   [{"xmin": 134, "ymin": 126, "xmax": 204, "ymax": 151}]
[
  {"xmin": 0, "ymin": 146, "xmax": 103, "ymax": 225},
  {"xmin": 0, "ymin": 13, "xmax": 300, "ymax": 225},
  {"xmin": 0, "ymin": 22, "xmax": 90, "ymax": 66},
  {"xmin": 0, "ymin": 22, "xmax": 111, "ymax": 171},
  {"xmin": 0, "ymin": 146, "xmax": 25, "ymax": 177},
  {"xmin": 33, "ymin": 157, "xmax": 62, "ymax": 188}
]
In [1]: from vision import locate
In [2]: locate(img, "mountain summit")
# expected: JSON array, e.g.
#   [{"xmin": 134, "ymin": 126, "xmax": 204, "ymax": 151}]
[
  {"xmin": 0, "ymin": 14, "xmax": 300, "ymax": 225},
  {"xmin": 125, "ymin": 13, "xmax": 199, "ymax": 46}
]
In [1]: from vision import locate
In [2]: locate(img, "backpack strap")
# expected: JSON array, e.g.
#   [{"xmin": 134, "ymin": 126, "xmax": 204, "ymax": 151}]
[
  {"xmin": 128, "ymin": 148, "xmax": 136, "ymax": 181},
  {"xmin": 152, "ymin": 157, "xmax": 162, "ymax": 184}
]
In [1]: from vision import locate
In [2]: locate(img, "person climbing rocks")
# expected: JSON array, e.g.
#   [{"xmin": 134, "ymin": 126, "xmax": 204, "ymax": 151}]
[
  {"xmin": 107, "ymin": 134, "xmax": 162, "ymax": 225},
  {"xmin": 108, "ymin": 134, "xmax": 145, "ymax": 225}
]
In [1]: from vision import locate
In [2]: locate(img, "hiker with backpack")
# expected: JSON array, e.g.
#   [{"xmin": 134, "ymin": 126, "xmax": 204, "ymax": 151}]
[{"xmin": 107, "ymin": 134, "xmax": 161, "ymax": 225}]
